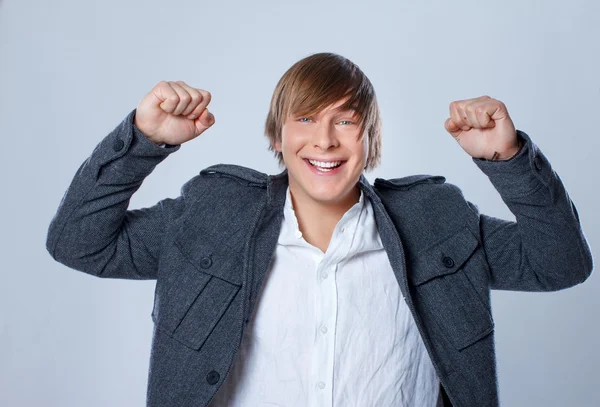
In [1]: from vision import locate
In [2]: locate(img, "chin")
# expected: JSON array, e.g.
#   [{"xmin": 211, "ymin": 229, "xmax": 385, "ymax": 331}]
[
  {"xmin": 307, "ymin": 186, "xmax": 346, "ymax": 203},
  {"xmin": 301, "ymin": 177, "xmax": 359, "ymax": 204}
]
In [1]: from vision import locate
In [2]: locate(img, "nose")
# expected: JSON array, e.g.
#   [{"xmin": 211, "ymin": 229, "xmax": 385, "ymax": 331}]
[{"xmin": 311, "ymin": 122, "xmax": 339, "ymax": 151}]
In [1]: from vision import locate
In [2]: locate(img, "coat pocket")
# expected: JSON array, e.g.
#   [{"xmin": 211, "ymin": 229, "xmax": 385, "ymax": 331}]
[
  {"xmin": 408, "ymin": 225, "xmax": 494, "ymax": 351},
  {"xmin": 152, "ymin": 237, "xmax": 243, "ymax": 351}
]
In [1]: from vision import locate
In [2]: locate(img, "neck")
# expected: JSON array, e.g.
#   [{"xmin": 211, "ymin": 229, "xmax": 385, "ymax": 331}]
[{"xmin": 289, "ymin": 182, "xmax": 361, "ymax": 253}]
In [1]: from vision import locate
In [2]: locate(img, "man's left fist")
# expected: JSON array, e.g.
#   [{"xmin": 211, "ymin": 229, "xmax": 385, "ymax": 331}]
[{"xmin": 444, "ymin": 95, "xmax": 521, "ymax": 161}]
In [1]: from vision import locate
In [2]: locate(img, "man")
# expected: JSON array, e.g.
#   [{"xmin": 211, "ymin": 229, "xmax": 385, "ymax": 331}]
[{"xmin": 46, "ymin": 52, "xmax": 593, "ymax": 406}]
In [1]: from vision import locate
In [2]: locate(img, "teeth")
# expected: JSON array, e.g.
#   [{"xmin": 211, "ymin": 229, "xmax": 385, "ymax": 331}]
[{"xmin": 308, "ymin": 159, "xmax": 342, "ymax": 168}]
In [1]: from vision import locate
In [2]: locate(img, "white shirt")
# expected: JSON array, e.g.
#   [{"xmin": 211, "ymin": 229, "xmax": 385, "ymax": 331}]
[{"xmin": 209, "ymin": 187, "xmax": 439, "ymax": 406}]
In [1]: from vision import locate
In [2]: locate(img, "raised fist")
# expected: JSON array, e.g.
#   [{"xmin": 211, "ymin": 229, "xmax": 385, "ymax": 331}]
[{"xmin": 134, "ymin": 80, "xmax": 215, "ymax": 145}]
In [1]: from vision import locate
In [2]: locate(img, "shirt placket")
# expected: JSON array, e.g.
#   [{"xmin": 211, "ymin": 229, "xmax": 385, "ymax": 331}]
[
  {"xmin": 310, "ymin": 250, "xmax": 337, "ymax": 407},
  {"xmin": 286, "ymin": 187, "xmax": 364, "ymax": 407},
  {"xmin": 310, "ymin": 209, "xmax": 360, "ymax": 407}
]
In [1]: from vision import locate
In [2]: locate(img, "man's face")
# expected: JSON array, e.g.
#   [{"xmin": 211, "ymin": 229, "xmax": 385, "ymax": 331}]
[{"xmin": 274, "ymin": 97, "xmax": 368, "ymax": 206}]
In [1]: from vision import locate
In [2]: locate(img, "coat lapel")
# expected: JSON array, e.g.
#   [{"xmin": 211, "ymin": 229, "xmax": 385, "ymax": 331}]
[
  {"xmin": 241, "ymin": 169, "xmax": 289, "ymax": 325},
  {"xmin": 357, "ymin": 174, "xmax": 412, "ymax": 301}
]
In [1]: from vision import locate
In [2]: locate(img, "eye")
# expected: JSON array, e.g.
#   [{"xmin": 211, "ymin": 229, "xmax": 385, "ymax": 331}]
[
  {"xmin": 298, "ymin": 117, "xmax": 312, "ymax": 123},
  {"xmin": 339, "ymin": 120, "xmax": 354, "ymax": 125}
]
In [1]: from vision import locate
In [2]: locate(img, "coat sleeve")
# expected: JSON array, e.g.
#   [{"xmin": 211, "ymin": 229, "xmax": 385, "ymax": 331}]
[
  {"xmin": 465, "ymin": 130, "xmax": 594, "ymax": 291},
  {"xmin": 45, "ymin": 108, "xmax": 195, "ymax": 280}
]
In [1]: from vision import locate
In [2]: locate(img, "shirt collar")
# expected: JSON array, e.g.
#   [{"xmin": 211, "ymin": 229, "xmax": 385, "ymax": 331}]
[{"xmin": 278, "ymin": 186, "xmax": 383, "ymax": 256}]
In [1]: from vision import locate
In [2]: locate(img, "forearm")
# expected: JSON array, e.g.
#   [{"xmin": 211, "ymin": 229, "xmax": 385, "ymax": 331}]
[
  {"xmin": 471, "ymin": 130, "xmax": 594, "ymax": 290},
  {"xmin": 46, "ymin": 109, "xmax": 181, "ymax": 279}
]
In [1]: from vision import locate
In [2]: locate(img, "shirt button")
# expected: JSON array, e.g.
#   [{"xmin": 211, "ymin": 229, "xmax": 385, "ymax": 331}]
[
  {"xmin": 318, "ymin": 381, "xmax": 326, "ymax": 389},
  {"xmin": 295, "ymin": 230, "xmax": 303, "ymax": 239},
  {"xmin": 321, "ymin": 271, "xmax": 328, "ymax": 279},
  {"xmin": 320, "ymin": 326, "xmax": 328, "ymax": 334},
  {"xmin": 340, "ymin": 227, "xmax": 346, "ymax": 233}
]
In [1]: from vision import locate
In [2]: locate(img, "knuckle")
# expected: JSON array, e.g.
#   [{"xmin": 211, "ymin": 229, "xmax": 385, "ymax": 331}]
[
  {"xmin": 156, "ymin": 80, "xmax": 170, "ymax": 91},
  {"xmin": 190, "ymin": 92, "xmax": 201, "ymax": 103}
]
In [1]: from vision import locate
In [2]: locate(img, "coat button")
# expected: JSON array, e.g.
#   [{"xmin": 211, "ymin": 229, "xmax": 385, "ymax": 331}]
[
  {"xmin": 206, "ymin": 370, "xmax": 220, "ymax": 385},
  {"xmin": 200, "ymin": 256, "xmax": 212, "ymax": 269},
  {"xmin": 534, "ymin": 156, "xmax": 542, "ymax": 170},
  {"xmin": 442, "ymin": 256, "xmax": 454, "ymax": 268},
  {"xmin": 113, "ymin": 139, "xmax": 125, "ymax": 151}
]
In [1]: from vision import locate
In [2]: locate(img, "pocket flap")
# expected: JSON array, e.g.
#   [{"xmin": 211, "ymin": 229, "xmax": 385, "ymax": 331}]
[
  {"xmin": 409, "ymin": 226, "xmax": 480, "ymax": 286},
  {"xmin": 173, "ymin": 226, "xmax": 244, "ymax": 286}
]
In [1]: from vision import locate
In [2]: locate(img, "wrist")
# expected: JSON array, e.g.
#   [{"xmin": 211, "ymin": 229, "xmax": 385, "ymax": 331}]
[
  {"xmin": 489, "ymin": 137, "xmax": 523, "ymax": 161},
  {"xmin": 132, "ymin": 123, "xmax": 166, "ymax": 146}
]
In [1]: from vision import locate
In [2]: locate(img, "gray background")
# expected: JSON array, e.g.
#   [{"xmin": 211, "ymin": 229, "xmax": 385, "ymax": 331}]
[{"xmin": 1, "ymin": 0, "xmax": 598, "ymax": 405}]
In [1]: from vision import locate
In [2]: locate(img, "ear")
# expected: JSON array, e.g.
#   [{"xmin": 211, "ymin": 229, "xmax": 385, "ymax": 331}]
[{"xmin": 273, "ymin": 139, "xmax": 282, "ymax": 152}]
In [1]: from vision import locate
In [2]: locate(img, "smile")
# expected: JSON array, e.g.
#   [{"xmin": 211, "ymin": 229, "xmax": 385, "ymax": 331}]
[
  {"xmin": 304, "ymin": 158, "xmax": 346, "ymax": 175},
  {"xmin": 308, "ymin": 159, "xmax": 342, "ymax": 168}
]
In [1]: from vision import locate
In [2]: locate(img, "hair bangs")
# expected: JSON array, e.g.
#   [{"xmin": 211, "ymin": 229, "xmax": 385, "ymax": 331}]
[{"xmin": 284, "ymin": 65, "xmax": 372, "ymax": 137}]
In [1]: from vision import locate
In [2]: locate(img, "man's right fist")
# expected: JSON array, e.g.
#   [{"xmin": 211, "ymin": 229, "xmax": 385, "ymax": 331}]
[{"xmin": 134, "ymin": 80, "xmax": 215, "ymax": 145}]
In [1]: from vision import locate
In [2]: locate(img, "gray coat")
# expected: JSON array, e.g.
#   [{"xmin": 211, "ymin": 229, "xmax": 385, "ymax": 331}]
[{"xmin": 46, "ymin": 108, "xmax": 594, "ymax": 406}]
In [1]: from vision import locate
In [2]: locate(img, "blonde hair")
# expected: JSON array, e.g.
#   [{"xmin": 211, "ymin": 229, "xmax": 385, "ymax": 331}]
[{"xmin": 264, "ymin": 52, "xmax": 382, "ymax": 171}]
